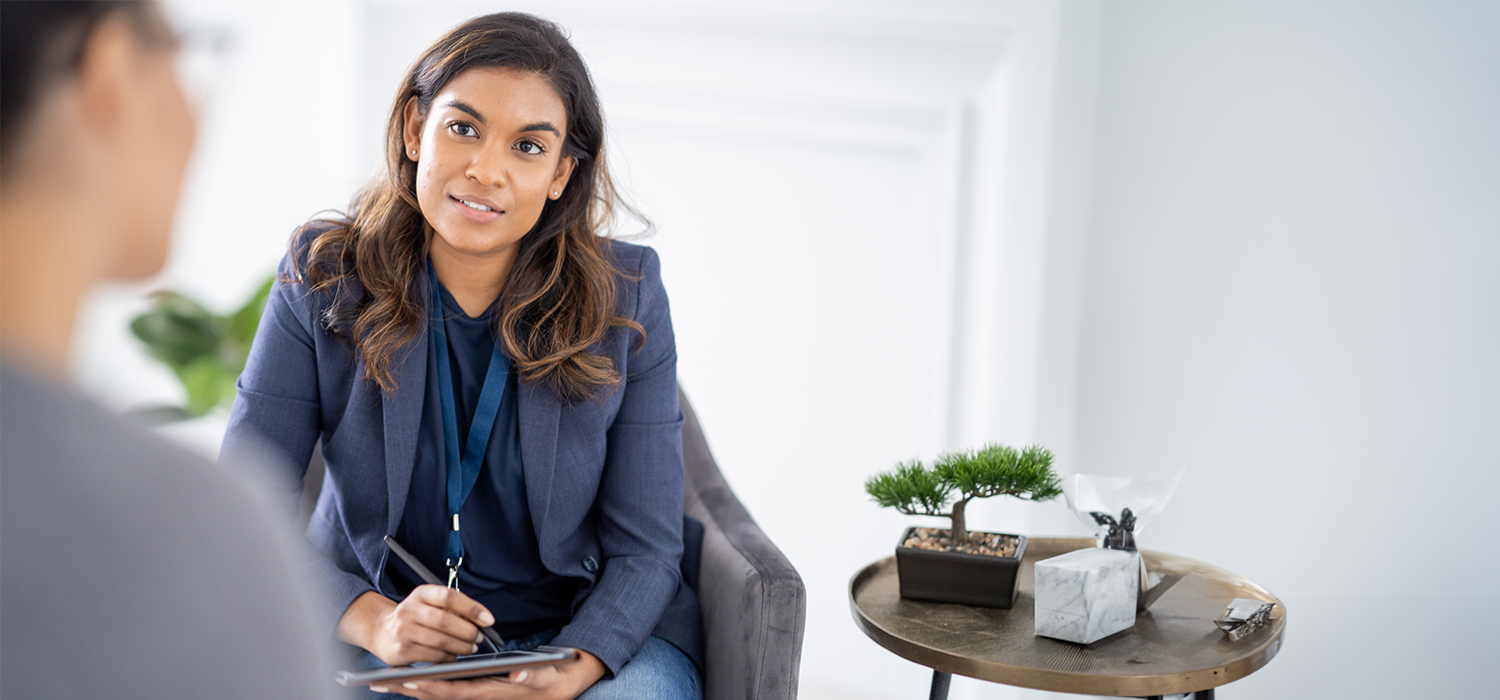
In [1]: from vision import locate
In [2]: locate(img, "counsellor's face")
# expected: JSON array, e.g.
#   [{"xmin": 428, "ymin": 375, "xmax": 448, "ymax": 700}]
[{"xmin": 403, "ymin": 68, "xmax": 576, "ymax": 262}]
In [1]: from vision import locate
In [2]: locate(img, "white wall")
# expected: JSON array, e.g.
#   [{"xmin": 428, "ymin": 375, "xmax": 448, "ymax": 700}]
[{"xmin": 1054, "ymin": 1, "xmax": 1500, "ymax": 697}]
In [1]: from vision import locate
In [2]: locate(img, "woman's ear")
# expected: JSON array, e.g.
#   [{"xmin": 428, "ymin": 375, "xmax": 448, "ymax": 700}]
[
  {"xmin": 549, "ymin": 156, "xmax": 576, "ymax": 199},
  {"xmin": 74, "ymin": 15, "xmax": 138, "ymax": 137},
  {"xmin": 402, "ymin": 96, "xmax": 423, "ymax": 160}
]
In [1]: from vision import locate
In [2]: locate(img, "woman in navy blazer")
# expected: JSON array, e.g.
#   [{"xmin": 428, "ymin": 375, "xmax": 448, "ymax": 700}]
[{"xmin": 221, "ymin": 13, "xmax": 700, "ymax": 700}]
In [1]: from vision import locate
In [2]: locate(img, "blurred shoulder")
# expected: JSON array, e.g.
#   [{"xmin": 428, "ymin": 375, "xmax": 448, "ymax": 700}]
[
  {"xmin": 1, "ymin": 363, "xmax": 276, "ymax": 523},
  {"xmin": 0, "ymin": 363, "xmax": 334, "ymax": 698}
]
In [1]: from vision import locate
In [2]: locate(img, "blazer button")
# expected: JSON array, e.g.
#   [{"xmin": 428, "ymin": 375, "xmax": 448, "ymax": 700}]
[{"xmin": 582, "ymin": 555, "xmax": 599, "ymax": 573}]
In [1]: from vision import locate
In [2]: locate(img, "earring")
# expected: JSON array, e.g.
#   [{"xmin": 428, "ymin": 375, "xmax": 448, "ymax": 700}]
[
  {"xmin": 410, "ymin": 149, "xmax": 417, "ymax": 158},
  {"xmin": 553, "ymin": 191, "xmax": 560, "ymax": 198}
]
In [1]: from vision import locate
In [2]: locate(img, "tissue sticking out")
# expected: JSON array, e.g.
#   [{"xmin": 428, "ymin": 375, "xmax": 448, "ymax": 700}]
[{"xmin": 1216, "ymin": 598, "xmax": 1277, "ymax": 641}]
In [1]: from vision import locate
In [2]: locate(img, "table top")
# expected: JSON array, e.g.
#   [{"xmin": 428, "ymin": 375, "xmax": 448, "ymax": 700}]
[{"xmin": 849, "ymin": 537, "xmax": 1286, "ymax": 697}]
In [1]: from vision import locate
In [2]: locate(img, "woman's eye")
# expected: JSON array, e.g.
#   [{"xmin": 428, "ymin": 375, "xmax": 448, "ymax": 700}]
[
  {"xmin": 516, "ymin": 140, "xmax": 545, "ymax": 156},
  {"xmin": 449, "ymin": 123, "xmax": 478, "ymax": 138}
]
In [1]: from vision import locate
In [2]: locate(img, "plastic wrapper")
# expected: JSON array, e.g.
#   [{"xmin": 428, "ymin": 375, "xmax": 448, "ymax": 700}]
[
  {"xmin": 1061, "ymin": 472, "xmax": 1185, "ymax": 611},
  {"xmin": 1061, "ymin": 473, "xmax": 1182, "ymax": 542}
]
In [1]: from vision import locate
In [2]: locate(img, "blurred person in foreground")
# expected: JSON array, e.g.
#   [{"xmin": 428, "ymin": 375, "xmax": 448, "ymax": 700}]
[{"xmin": 0, "ymin": 3, "xmax": 336, "ymax": 698}]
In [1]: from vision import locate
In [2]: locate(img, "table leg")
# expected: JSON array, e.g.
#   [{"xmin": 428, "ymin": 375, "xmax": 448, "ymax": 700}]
[
  {"xmin": 928, "ymin": 671, "xmax": 952, "ymax": 700},
  {"xmin": 1137, "ymin": 691, "xmax": 1214, "ymax": 700}
]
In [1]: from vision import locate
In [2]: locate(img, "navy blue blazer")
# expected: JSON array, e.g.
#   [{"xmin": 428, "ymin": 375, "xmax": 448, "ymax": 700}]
[{"xmin": 221, "ymin": 234, "xmax": 699, "ymax": 675}]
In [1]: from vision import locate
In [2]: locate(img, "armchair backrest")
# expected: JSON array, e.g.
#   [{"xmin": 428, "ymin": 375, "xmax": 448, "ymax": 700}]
[{"xmin": 680, "ymin": 389, "xmax": 807, "ymax": 700}]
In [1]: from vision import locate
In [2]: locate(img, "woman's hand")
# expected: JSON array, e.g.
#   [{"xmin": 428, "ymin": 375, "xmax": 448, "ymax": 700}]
[
  {"xmin": 371, "ymin": 650, "xmax": 607, "ymax": 700},
  {"xmin": 337, "ymin": 586, "xmax": 496, "ymax": 666}
]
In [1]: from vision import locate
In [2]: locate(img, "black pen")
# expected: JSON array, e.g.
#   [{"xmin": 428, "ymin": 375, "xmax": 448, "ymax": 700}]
[{"xmin": 383, "ymin": 535, "xmax": 505, "ymax": 654}]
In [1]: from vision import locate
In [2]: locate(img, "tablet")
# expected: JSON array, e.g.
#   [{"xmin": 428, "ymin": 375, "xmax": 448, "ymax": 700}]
[{"xmin": 335, "ymin": 646, "xmax": 579, "ymax": 687}]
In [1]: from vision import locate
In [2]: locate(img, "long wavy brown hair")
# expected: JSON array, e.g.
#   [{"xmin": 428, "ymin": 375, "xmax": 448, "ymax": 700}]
[{"xmin": 290, "ymin": 12, "xmax": 642, "ymax": 402}]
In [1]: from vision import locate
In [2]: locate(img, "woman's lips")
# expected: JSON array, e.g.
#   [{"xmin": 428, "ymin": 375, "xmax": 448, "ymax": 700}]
[{"xmin": 451, "ymin": 195, "xmax": 502, "ymax": 222}]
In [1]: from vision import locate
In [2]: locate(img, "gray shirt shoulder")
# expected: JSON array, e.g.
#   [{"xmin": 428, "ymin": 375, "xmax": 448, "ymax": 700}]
[{"xmin": 1, "ymin": 363, "xmax": 337, "ymax": 699}]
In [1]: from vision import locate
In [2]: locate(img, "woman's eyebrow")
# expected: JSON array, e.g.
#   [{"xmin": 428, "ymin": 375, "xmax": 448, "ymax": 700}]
[
  {"xmin": 519, "ymin": 122, "xmax": 561, "ymax": 136},
  {"xmin": 440, "ymin": 100, "xmax": 486, "ymax": 124}
]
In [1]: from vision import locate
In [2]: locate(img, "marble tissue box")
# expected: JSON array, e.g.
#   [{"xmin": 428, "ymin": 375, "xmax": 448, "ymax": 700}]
[{"xmin": 1034, "ymin": 547, "xmax": 1139, "ymax": 644}]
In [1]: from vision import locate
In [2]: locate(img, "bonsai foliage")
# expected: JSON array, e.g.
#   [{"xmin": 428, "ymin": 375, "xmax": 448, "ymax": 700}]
[
  {"xmin": 866, "ymin": 443, "xmax": 1062, "ymax": 545},
  {"xmin": 130, "ymin": 276, "xmax": 274, "ymax": 417}
]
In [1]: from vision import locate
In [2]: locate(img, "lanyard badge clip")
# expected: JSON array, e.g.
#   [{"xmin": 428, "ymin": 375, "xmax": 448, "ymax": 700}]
[
  {"xmin": 446, "ymin": 559, "xmax": 462, "ymax": 589},
  {"xmin": 445, "ymin": 513, "xmax": 462, "ymax": 590}
]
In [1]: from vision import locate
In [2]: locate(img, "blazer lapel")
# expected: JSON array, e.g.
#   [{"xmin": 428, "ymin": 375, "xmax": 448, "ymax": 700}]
[
  {"xmin": 518, "ymin": 377, "xmax": 560, "ymax": 551},
  {"xmin": 382, "ymin": 279, "xmax": 430, "ymax": 536}
]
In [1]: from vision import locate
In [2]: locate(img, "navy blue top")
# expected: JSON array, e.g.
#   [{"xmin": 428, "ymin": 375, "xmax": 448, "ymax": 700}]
[{"xmin": 390, "ymin": 282, "xmax": 575, "ymax": 638}]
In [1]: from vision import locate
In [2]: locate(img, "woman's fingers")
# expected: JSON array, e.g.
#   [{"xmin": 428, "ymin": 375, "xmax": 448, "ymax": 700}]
[
  {"xmin": 378, "ymin": 665, "xmax": 569, "ymax": 699},
  {"xmin": 394, "ymin": 677, "xmax": 529, "ymax": 700},
  {"xmin": 392, "ymin": 620, "xmax": 476, "ymax": 660},
  {"xmin": 408, "ymin": 597, "xmax": 482, "ymax": 647},
  {"xmin": 505, "ymin": 666, "xmax": 558, "ymax": 688},
  {"xmin": 413, "ymin": 585, "xmax": 496, "ymax": 627},
  {"xmin": 372, "ymin": 585, "xmax": 501, "ymax": 665},
  {"xmin": 396, "ymin": 585, "xmax": 494, "ymax": 656},
  {"xmin": 380, "ymin": 680, "xmax": 443, "ymax": 699},
  {"xmin": 376, "ymin": 590, "xmax": 487, "ymax": 663}
]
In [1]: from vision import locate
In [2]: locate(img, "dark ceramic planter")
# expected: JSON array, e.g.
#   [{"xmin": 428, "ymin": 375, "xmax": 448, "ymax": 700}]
[{"xmin": 895, "ymin": 526, "xmax": 1028, "ymax": 608}]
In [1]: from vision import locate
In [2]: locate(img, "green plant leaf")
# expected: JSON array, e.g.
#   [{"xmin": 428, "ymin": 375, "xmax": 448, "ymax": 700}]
[
  {"xmin": 131, "ymin": 277, "xmax": 272, "ymax": 416},
  {"xmin": 933, "ymin": 442, "xmax": 1062, "ymax": 502},
  {"xmin": 175, "ymin": 355, "xmax": 238, "ymax": 417},
  {"xmin": 230, "ymin": 276, "xmax": 275, "ymax": 347},
  {"xmin": 130, "ymin": 292, "xmax": 223, "ymax": 368},
  {"xmin": 865, "ymin": 460, "xmax": 953, "ymax": 516}
]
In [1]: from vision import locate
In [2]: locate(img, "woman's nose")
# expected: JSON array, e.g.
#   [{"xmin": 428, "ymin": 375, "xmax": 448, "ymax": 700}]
[{"xmin": 465, "ymin": 147, "xmax": 507, "ymax": 187}]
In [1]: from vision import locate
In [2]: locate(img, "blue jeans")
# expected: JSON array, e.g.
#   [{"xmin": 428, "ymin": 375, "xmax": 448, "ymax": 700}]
[
  {"xmin": 353, "ymin": 633, "xmax": 700, "ymax": 700},
  {"xmin": 577, "ymin": 636, "xmax": 700, "ymax": 700}
]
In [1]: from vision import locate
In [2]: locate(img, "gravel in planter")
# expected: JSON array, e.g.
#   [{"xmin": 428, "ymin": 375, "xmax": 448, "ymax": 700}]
[{"xmin": 902, "ymin": 527, "xmax": 1019, "ymax": 557}]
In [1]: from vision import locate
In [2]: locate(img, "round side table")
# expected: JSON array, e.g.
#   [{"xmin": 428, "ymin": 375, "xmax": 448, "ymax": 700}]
[{"xmin": 850, "ymin": 537, "xmax": 1286, "ymax": 699}]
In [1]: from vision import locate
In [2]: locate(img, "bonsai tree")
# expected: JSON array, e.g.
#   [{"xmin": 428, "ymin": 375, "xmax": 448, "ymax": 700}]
[{"xmin": 866, "ymin": 443, "xmax": 1062, "ymax": 546}]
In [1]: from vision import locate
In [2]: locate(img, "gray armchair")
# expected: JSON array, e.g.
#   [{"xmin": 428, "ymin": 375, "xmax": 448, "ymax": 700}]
[
  {"xmin": 296, "ymin": 390, "xmax": 807, "ymax": 699},
  {"xmin": 679, "ymin": 389, "xmax": 806, "ymax": 700}
]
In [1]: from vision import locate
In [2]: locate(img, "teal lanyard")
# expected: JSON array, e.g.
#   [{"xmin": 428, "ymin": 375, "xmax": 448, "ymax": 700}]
[{"xmin": 428, "ymin": 257, "xmax": 510, "ymax": 588}]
